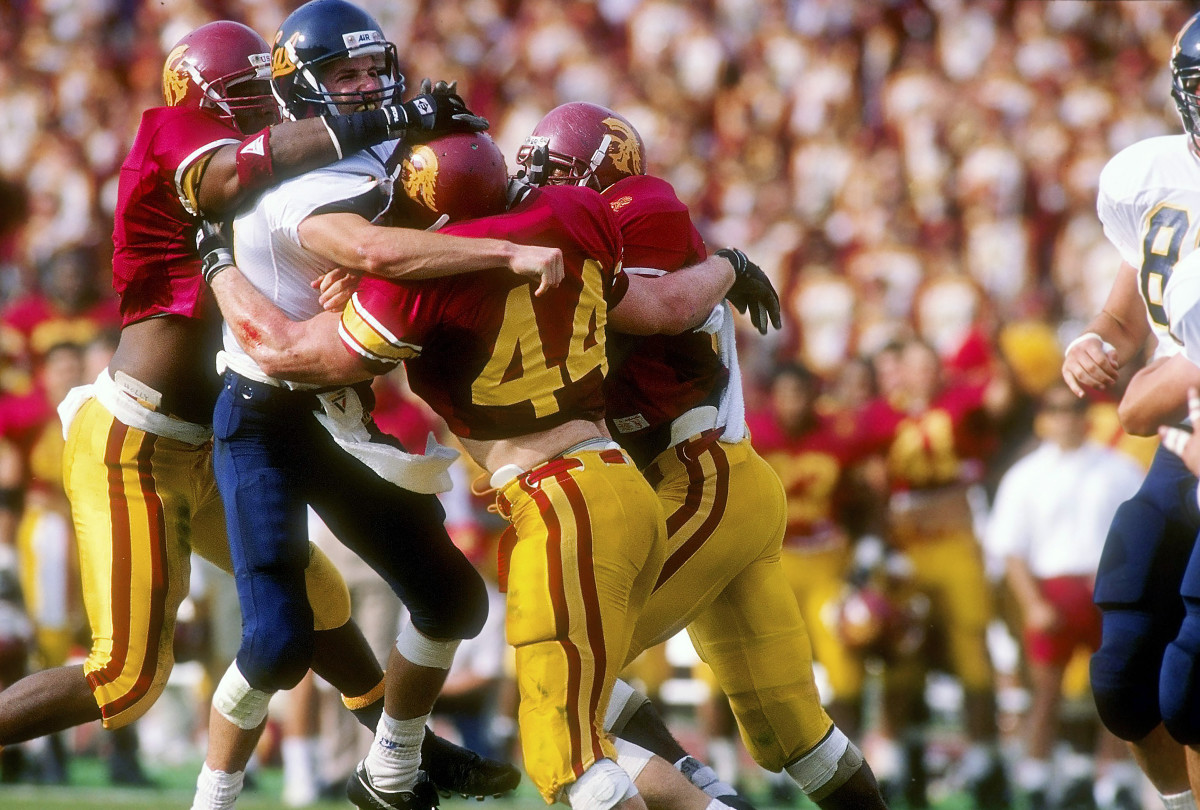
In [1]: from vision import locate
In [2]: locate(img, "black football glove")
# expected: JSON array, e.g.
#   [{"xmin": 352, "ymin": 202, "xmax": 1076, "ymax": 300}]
[
  {"xmin": 195, "ymin": 220, "xmax": 234, "ymax": 285},
  {"xmin": 715, "ymin": 247, "xmax": 782, "ymax": 335},
  {"xmin": 384, "ymin": 78, "xmax": 488, "ymax": 140},
  {"xmin": 419, "ymin": 78, "xmax": 457, "ymax": 97}
]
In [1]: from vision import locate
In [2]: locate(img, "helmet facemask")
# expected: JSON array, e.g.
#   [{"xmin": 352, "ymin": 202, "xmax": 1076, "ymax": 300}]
[
  {"xmin": 1174, "ymin": 67, "xmax": 1200, "ymax": 150},
  {"xmin": 515, "ymin": 134, "xmax": 611, "ymax": 190},
  {"xmin": 211, "ymin": 55, "xmax": 278, "ymax": 132},
  {"xmin": 277, "ymin": 37, "xmax": 404, "ymax": 120}
]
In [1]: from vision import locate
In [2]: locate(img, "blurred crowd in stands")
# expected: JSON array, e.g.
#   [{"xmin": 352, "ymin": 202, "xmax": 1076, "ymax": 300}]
[
  {"xmin": 1, "ymin": 0, "xmax": 1193, "ymax": 389},
  {"xmin": 0, "ymin": 0, "xmax": 1192, "ymax": 806}
]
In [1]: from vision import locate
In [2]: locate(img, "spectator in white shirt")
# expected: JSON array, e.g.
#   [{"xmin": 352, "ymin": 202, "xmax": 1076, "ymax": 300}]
[{"xmin": 988, "ymin": 383, "xmax": 1144, "ymax": 810}]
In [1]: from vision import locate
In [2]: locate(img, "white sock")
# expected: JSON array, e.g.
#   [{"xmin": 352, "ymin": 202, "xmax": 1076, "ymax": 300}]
[
  {"xmin": 192, "ymin": 764, "xmax": 245, "ymax": 810},
  {"xmin": 676, "ymin": 756, "xmax": 737, "ymax": 798},
  {"xmin": 1014, "ymin": 758, "xmax": 1050, "ymax": 793},
  {"xmin": 282, "ymin": 736, "xmax": 319, "ymax": 806},
  {"xmin": 1163, "ymin": 790, "xmax": 1195, "ymax": 810},
  {"xmin": 707, "ymin": 738, "xmax": 739, "ymax": 787},
  {"xmin": 364, "ymin": 712, "xmax": 427, "ymax": 793},
  {"xmin": 870, "ymin": 737, "xmax": 902, "ymax": 782},
  {"xmin": 957, "ymin": 742, "xmax": 996, "ymax": 784}
]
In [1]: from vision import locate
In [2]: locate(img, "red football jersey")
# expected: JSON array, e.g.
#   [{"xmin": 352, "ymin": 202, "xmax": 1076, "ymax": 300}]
[
  {"xmin": 601, "ymin": 174, "xmax": 728, "ymax": 465},
  {"xmin": 747, "ymin": 408, "xmax": 869, "ymax": 547},
  {"xmin": 340, "ymin": 185, "xmax": 625, "ymax": 440},
  {"xmin": 111, "ymin": 106, "xmax": 240, "ymax": 327},
  {"xmin": 0, "ymin": 292, "xmax": 120, "ymax": 363},
  {"xmin": 859, "ymin": 383, "xmax": 994, "ymax": 492}
]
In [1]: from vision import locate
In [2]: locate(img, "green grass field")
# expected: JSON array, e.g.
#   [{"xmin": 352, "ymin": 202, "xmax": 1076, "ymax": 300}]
[{"xmin": 0, "ymin": 754, "xmax": 988, "ymax": 810}]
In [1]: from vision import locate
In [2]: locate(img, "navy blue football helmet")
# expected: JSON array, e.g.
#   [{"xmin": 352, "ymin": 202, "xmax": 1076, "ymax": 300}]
[
  {"xmin": 1172, "ymin": 11, "xmax": 1200, "ymax": 145},
  {"xmin": 270, "ymin": 0, "xmax": 403, "ymax": 120}
]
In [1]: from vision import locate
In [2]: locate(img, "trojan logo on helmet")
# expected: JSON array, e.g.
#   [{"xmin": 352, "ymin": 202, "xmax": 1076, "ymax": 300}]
[
  {"xmin": 160, "ymin": 20, "xmax": 276, "ymax": 132},
  {"xmin": 392, "ymin": 132, "xmax": 508, "ymax": 228}
]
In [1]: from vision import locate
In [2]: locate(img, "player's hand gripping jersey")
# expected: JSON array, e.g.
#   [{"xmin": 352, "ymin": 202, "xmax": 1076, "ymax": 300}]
[{"xmin": 340, "ymin": 184, "xmax": 625, "ymax": 437}]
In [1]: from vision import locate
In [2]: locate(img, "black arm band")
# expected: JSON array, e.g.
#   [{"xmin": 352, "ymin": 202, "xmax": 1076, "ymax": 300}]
[
  {"xmin": 201, "ymin": 246, "xmax": 234, "ymax": 285},
  {"xmin": 323, "ymin": 109, "xmax": 396, "ymax": 158}
]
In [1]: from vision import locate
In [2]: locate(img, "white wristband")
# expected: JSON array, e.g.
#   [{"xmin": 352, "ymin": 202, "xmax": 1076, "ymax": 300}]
[{"xmin": 1065, "ymin": 331, "xmax": 1116, "ymax": 357}]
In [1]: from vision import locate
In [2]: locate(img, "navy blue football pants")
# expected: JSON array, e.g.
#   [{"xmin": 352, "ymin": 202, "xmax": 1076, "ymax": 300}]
[
  {"xmin": 1091, "ymin": 445, "xmax": 1199, "ymax": 742},
  {"xmin": 212, "ymin": 370, "xmax": 487, "ymax": 692}
]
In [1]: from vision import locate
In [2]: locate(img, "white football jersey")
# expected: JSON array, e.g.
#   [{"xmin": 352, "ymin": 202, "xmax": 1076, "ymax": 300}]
[
  {"xmin": 223, "ymin": 141, "xmax": 398, "ymax": 381},
  {"xmin": 1164, "ymin": 247, "xmax": 1200, "ymax": 365},
  {"xmin": 1097, "ymin": 133, "xmax": 1200, "ymax": 359}
]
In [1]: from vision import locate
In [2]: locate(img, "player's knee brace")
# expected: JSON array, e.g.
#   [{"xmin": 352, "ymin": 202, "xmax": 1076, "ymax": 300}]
[
  {"xmin": 1161, "ymin": 600, "xmax": 1200, "ymax": 744},
  {"xmin": 394, "ymin": 622, "xmax": 459, "ymax": 669},
  {"xmin": 213, "ymin": 661, "xmax": 273, "ymax": 730},
  {"xmin": 1090, "ymin": 609, "xmax": 1164, "ymax": 741},
  {"xmin": 613, "ymin": 738, "xmax": 653, "ymax": 782},
  {"xmin": 565, "ymin": 758, "xmax": 638, "ymax": 810},
  {"xmin": 604, "ymin": 678, "xmax": 652, "ymax": 736},
  {"xmin": 784, "ymin": 726, "xmax": 863, "ymax": 804}
]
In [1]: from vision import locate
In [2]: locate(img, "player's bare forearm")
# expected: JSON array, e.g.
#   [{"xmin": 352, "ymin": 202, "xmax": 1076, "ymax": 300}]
[
  {"xmin": 610, "ymin": 254, "xmax": 736, "ymax": 336},
  {"xmin": 1089, "ymin": 261, "xmax": 1151, "ymax": 363},
  {"xmin": 1087, "ymin": 309, "xmax": 1148, "ymax": 367},
  {"xmin": 299, "ymin": 213, "xmax": 563, "ymax": 290},
  {"xmin": 210, "ymin": 267, "xmax": 369, "ymax": 385},
  {"xmin": 1004, "ymin": 556, "xmax": 1040, "ymax": 612},
  {"xmin": 1062, "ymin": 261, "xmax": 1149, "ymax": 396},
  {"xmin": 1119, "ymin": 353, "xmax": 1200, "ymax": 435}
]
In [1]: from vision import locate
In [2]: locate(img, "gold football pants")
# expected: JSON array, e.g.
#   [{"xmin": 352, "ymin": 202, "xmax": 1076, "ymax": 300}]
[
  {"xmin": 497, "ymin": 447, "xmax": 666, "ymax": 802},
  {"xmin": 64, "ymin": 398, "xmax": 351, "ymax": 728},
  {"xmin": 634, "ymin": 434, "xmax": 833, "ymax": 770}
]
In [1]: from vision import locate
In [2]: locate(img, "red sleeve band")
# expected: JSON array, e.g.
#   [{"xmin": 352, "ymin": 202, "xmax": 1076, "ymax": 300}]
[{"xmin": 234, "ymin": 126, "xmax": 274, "ymax": 192}]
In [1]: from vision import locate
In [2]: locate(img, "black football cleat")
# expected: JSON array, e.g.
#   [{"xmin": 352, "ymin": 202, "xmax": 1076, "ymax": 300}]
[
  {"xmin": 347, "ymin": 765, "xmax": 441, "ymax": 810},
  {"xmin": 966, "ymin": 757, "xmax": 1011, "ymax": 810},
  {"xmin": 716, "ymin": 793, "xmax": 760, "ymax": 810},
  {"xmin": 420, "ymin": 731, "xmax": 521, "ymax": 799}
]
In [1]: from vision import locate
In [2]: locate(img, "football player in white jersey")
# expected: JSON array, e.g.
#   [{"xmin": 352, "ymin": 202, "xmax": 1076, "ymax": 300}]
[{"xmin": 1061, "ymin": 10, "xmax": 1200, "ymax": 809}]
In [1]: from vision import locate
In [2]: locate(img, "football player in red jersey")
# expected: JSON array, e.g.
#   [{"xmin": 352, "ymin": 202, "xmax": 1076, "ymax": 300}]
[
  {"xmin": 0, "ymin": 16, "xmax": 525, "ymax": 800},
  {"xmin": 513, "ymin": 103, "xmax": 886, "ymax": 810},
  {"xmin": 856, "ymin": 337, "xmax": 1014, "ymax": 807},
  {"xmin": 200, "ymin": 128, "xmax": 743, "ymax": 810}
]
